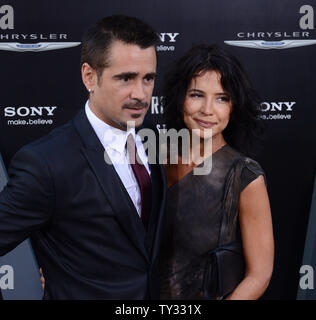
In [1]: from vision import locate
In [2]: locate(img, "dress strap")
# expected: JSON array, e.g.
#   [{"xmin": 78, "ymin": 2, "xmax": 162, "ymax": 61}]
[{"xmin": 217, "ymin": 157, "xmax": 247, "ymax": 246}]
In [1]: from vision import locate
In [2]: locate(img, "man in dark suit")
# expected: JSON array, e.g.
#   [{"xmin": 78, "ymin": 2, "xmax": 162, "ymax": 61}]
[{"xmin": 0, "ymin": 15, "xmax": 166, "ymax": 299}]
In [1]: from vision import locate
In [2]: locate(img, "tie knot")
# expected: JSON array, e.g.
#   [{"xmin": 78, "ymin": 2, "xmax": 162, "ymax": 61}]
[
  {"xmin": 126, "ymin": 133, "xmax": 142, "ymax": 165},
  {"xmin": 126, "ymin": 133, "xmax": 135, "ymax": 148}
]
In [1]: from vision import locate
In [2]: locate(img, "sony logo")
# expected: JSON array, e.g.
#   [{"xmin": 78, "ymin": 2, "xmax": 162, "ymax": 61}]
[
  {"xmin": 0, "ymin": 5, "xmax": 14, "ymax": 30},
  {"xmin": 260, "ymin": 102, "xmax": 296, "ymax": 112},
  {"xmin": 300, "ymin": 5, "xmax": 314, "ymax": 30},
  {"xmin": 159, "ymin": 33, "xmax": 179, "ymax": 43},
  {"xmin": 4, "ymin": 106, "xmax": 57, "ymax": 117}
]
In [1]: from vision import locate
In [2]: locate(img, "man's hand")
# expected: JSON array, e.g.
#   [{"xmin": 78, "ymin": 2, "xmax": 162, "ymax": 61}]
[{"xmin": 39, "ymin": 268, "xmax": 45, "ymax": 290}]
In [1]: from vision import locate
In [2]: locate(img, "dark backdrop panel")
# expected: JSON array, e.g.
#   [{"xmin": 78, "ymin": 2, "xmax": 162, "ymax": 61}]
[{"xmin": 0, "ymin": 0, "xmax": 315, "ymax": 299}]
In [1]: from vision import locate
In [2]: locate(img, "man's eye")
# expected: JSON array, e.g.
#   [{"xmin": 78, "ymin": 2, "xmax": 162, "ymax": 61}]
[
  {"xmin": 121, "ymin": 76, "xmax": 130, "ymax": 82},
  {"xmin": 144, "ymin": 76, "xmax": 154, "ymax": 83}
]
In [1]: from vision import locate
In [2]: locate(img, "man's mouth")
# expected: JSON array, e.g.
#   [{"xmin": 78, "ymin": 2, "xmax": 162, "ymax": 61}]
[
  {"xmin": 123, "ymin": 102, "xmax": 148, "ymax": 114},
  {"xmin": 125, "ymin": 107, "xmax": 144, "ymax": 114},
  {"xmin": 123, "ymin": 101, "xmax": 148, "ymax": 109}
]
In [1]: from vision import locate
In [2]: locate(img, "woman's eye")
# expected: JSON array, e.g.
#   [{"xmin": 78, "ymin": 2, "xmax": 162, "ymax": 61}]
[
  {"xmin": 218, "ymin": 96, "xmax": 230, "ymax": 102},
  {"xmin": 190, "ymin": 94, "xmax": 203, "ymax": 98}
]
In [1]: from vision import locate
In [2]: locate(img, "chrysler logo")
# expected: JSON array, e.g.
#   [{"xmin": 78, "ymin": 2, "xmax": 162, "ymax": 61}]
[
  {"xmin": 224, "ymin": 39, "xmax": 316, "ymax": 49},
  {"xmin": 0, "ymin": 42, "xmax": 81, "ymax": 52}
]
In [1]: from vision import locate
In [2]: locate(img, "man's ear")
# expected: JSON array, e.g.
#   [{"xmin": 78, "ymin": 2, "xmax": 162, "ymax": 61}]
[{"xmin": 81, "ymin": 63, "xmax": 97, "ymax": 92}]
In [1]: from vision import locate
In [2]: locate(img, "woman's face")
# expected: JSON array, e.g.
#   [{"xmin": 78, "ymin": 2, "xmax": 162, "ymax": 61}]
[{"xmin": 183, "ymin": 70, "xmax": 232, "ymax": 140}]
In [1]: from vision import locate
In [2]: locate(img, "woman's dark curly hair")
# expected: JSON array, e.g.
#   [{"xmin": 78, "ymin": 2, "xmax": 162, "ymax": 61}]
[{"xmin": 162, "ymin": 43, "xmax": 264, "ymax": 156}]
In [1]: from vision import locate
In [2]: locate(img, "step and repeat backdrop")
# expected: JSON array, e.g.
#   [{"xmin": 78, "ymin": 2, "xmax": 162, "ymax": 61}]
[{"xmin": 0, "ymin": 0, "xmax": 315, "ymax": 299}]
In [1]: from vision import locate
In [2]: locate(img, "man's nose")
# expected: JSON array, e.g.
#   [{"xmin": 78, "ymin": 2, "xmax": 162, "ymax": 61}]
[{"xmin": 130, "ymin": 81, "xmax": 146, "ymax": 101}]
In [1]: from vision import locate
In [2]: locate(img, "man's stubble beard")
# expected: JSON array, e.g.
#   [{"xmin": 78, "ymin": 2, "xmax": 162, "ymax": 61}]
[
  {"xmin": 120, "ymin": 102, "xmax": 150, "ymax": 130},
  {"xmin": 115, "ymin": 108, "xmax": 149, "ymax": 131}
]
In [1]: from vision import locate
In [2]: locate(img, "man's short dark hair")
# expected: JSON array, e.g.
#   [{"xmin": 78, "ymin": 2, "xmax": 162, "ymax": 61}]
[{"xmin": 81, "ymin": 15, "xmax": 159, "ymax": 79}]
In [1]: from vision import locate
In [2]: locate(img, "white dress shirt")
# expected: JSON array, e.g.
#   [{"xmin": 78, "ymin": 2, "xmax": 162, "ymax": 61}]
[{"xmin": 85, "ymin": 101, "xmax": 151, "ymax": 217}]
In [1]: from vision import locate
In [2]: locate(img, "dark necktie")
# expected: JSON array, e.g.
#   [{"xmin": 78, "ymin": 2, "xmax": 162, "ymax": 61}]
[{"xmin": 126, "ymin": 134, "xmax": 152, "ymax": 227}]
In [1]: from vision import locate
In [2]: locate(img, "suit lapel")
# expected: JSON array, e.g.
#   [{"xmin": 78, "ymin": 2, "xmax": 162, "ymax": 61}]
[
  {"xmin": 73, "ymin": 110, "xmax": 148, "ymax": 261},
  {"xmin": 150, "ymin": 163, "xmax": 167, "ymax": 261},
  {"xmin": 137, "ymin": 124, "xmax": 167, "ymax": 261},
  {"xmin": 144, "ymin": 162, "xmax": 163, "ymax": 257}
]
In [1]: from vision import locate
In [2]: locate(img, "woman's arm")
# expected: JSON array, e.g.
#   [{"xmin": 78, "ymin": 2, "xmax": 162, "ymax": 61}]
[{"xmin": 226, "ymin": 175, "xmax": 274, "ymax": 300}]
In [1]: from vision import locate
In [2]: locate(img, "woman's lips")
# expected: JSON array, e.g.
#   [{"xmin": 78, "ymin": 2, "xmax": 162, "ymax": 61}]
[{"xmin": 194, "ymin": 118, "xmax": 217, "ymax": 128}]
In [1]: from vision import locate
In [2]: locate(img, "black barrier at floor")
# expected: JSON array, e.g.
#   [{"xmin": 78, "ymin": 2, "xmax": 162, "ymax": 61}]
[{"xmin": 0, "ymin": 152, "xmax": 43, "ymax": 300}]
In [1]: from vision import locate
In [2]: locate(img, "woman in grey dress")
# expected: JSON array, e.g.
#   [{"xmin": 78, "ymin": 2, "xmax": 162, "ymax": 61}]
[{"xmin": 160, "ymin": 44, "xmax": 274, "ymax": 300}]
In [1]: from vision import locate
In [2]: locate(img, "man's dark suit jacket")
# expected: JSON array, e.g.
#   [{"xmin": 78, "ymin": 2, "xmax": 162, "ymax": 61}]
[{"xmin": 0, "ymin": 109, "xmax": 167, "ymax": 299}]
